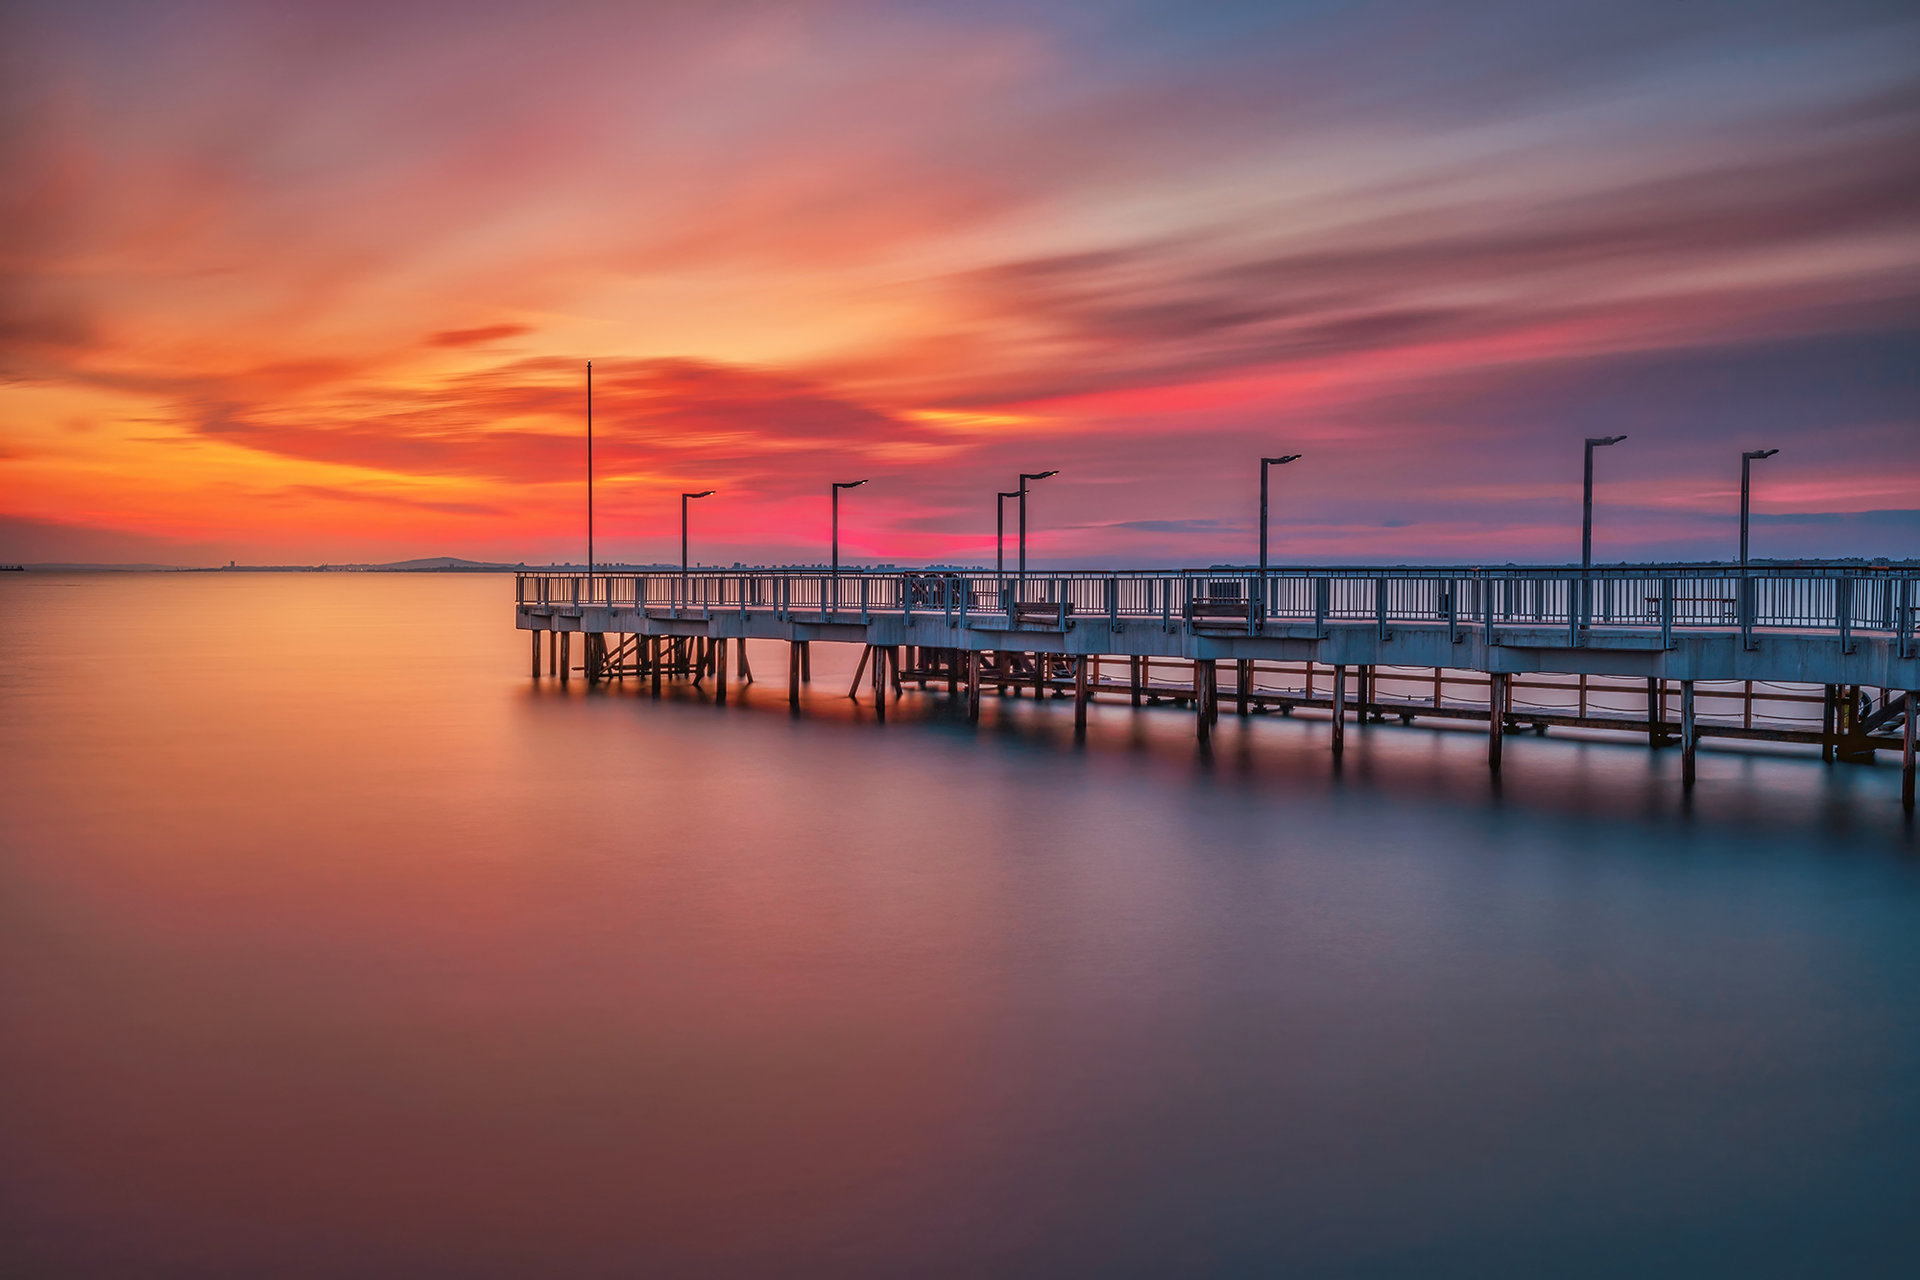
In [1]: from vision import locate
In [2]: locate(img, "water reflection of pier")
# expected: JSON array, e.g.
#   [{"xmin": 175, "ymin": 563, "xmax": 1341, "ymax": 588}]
[{"xmin": 516, "ymin": 564, "xmax": 1918, "ymax": 809}]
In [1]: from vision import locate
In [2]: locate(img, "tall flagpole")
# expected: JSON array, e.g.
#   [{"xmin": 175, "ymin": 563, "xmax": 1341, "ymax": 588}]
[{"xmin": 586, "ymin": 360, "xmax": 593, "ymax": 577}]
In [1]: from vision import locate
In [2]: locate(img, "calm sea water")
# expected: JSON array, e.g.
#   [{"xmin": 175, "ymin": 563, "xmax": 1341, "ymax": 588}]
[{"xmin": 2, "ymin": 573, "xmax": 1916, "ymax": 1277}]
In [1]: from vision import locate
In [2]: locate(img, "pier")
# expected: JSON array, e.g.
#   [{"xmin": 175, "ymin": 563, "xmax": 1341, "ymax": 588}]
[{"xmin": 516, "ymin": 563, "xmax": 1919, "ymax": 808}]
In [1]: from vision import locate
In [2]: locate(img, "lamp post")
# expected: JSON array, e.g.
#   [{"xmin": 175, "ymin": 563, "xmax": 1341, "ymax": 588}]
[
  {"xmin": 1738, "ymin": 448, "xmax": 1779, "ymax": 649},
  {"xmin": 997, "ymin": 489, "xmax": 1028, "ymax": 576},
  {"xmin": 1581, "ymin": 435, "xmax": 1627, "ymax": 628},
  {"xmin": 681, "ymin": 490, "xmax": 714, "ymax": 591},
  {"xmin": 831, "ymin": 479, "xmax": 868, "ymax": 614},
  {"xmin": 1740, "ymin": 449, "xmax": 1778, "ymax": 566},
  {"xmin": 1017, "ymin": 470, "xmax": 1058, "ymax": 587},
  {"xmin": 997, "ymin": 489, "xmax": 1025, "ymax": 615},
  {"xmin": 1258, "ymin": 454, "xmax": 1302, "ymax": 630}
]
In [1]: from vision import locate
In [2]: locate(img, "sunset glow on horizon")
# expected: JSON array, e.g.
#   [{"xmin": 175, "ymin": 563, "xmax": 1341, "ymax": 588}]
[{"xmin": 4, "ymin": 0, "xmax": 1916, "ymax": 567}]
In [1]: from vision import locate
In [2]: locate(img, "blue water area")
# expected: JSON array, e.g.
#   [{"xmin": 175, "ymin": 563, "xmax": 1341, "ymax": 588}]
[{"xmin": 1, "ymin": 574, "xmax": 1915, "ymax": 1276}]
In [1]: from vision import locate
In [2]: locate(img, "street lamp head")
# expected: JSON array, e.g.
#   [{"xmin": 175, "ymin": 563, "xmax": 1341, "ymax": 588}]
[
  {"xmin": 1000, "ymin": 488, "xmax": 1028, "ymax": 498},
  {"xmin": 684, "ymin": 490, "xmax": 715, "ymax": 499},
  {"xmin": 1263, "ymin": 454, "xmax": 1302, "ymax": 466},
  {"xmin": 1022, "ymin": 470, "xmax": 1058, "ymax": 482},
  {"xmin": 1744, "ymin": 449, "xmax": 1779, "ymax": 461},
  {"xmin": 1586, "ymin": 435, "xmax": 1627, "ymax": 447},
  {"xmin": 834, "ymin": 479, "xmax": 869, "ymax": 489}
]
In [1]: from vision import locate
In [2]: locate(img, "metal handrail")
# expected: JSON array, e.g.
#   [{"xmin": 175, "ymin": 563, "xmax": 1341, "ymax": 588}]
[{"xmin": 515, "ymin": 563, "xmax": 1920, "ymax": 643}]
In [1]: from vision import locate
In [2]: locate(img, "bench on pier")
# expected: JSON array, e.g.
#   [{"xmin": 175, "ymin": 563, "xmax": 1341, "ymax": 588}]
[
  {"xmin": 1012, "ymin": 601, "xmax": 1075, "ymax": 628},
  {"xmin": 1185, "ymin": 599, "xmax": 1253, "ymax": 626}
]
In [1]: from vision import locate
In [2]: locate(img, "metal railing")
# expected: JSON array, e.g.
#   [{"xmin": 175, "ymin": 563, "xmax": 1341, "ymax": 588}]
[{"xmin": 515, "ymin": 563, "xmax": 1919, "ymax": 653}]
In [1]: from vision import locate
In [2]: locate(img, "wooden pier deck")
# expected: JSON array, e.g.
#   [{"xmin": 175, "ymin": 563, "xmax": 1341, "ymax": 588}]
[{"xmin": 516, "ymin": 563, "xmax": 1919, "ymax": 808}]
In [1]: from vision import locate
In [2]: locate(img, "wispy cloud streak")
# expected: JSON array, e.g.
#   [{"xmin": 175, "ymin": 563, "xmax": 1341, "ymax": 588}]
[{"xmin": 1, "ymin": 0, "xmax": 1915, "ymax": 564}]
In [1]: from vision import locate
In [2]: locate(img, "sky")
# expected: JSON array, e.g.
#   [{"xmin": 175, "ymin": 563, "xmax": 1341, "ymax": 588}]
[{"xmin": 2, "ymin": 0, "xmax": 1916, "ymax": 568}]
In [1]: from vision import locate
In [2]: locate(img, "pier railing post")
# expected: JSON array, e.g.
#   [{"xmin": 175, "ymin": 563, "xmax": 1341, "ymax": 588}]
[
  {"xmin": 1838, "ymin": 574, "xmax": 1854, "ymax": 653},
  {"xmin": 1896, "ymin": 577, "xmax": 1911, "ymax": 658},
  {"xmin": 1740, "ymin": 574, "xmax": 1755, "ymax": 651}
]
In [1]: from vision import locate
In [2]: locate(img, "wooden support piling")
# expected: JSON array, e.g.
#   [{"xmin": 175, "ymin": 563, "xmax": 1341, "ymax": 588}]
[
  {"xmin": 531, "ymin": 629, "xmax": 541, "ymax": 678},
  {"xmin": 789, "ymin": 641, "xmax": 801, "ymax": 708},
  {"xmin": 890, "ymin": 646, "xmax": 905, "ymax": 695},
  {"xmin": 1822, "ymin": 684, "xmax": 1836, "ymax": 762},
  {"xmin": 738, "ymin": 640, "xmax": 751, "ymax": 683},
  {"xmin": 1130, "ymin": 656, "xmax": 1143, "ymax": 706},
  {"xmin": 1904, "ymin": 690, "xmax": 1916, "ymax": 813},
  {"xmin": 714, "ymin": 638, "xmax": 728, "ymax": 704},
  {"xmin": 1488, "ymin": 672, "xmax": 1506, "ymax": 771},
  {"xmin": 1236, "ymin": 658, "xmax": 1251, "ymax": 716},
  {"xmin": 559, "ymin": 631, "xmax": 570, "ymax": 683},
  {"xmin": 872, "ymin": 644, "xmax": 887, "ymax": 722},
  {"xmin": 1075, "ymin": 655, "xmax": 1090, "ymax": 731},
  {"xmin": 1681, "ymin": 679, "xmax": 1696, "ymax": 788},
  {"xmin": 848, "ymin": 646, "xmax": 871, "ymax": 699},
  {"xmin": 801, "ymin": 641, "xmax": 811, "ymax": 683},
  {"xmin": 1196, "ymin": 659, "xmax": 1213, "ymax": 745},
  {"xmin": 1331, "ymin": 664, "xmax": 1346, "ymax": 759},
  {"xmin": 967, "ymin": 651, "xmax": 982, "ymax": 722}
]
